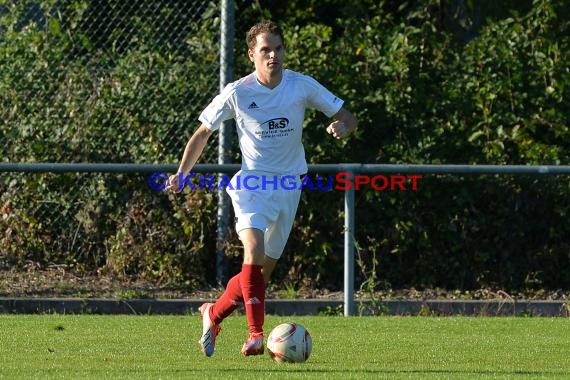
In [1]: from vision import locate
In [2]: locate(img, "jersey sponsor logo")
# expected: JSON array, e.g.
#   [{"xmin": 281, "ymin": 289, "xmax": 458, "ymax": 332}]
[
  {"xmin": 248, "ymin": 101, "xmax": 259, "ymax": 109},
  {"xmin": 261, "ymin": 117, "xmax": 289, "ymax": 130}
]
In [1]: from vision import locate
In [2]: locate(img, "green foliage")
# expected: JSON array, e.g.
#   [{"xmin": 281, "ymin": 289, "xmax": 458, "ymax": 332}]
[
  {"xmin": 1, "ymin": 0, "xmax": 570, "ymax": 292},
  {"xmin": 104, "ymin": 189, "xmax": 216, "ymax": 284},
  {"xmin": 259, "ymin": 0, "xmax": 570, "ymax": 291},
  {"xmin": 0, "ymin": 1, "xmax": 220, "ymax": 285}
]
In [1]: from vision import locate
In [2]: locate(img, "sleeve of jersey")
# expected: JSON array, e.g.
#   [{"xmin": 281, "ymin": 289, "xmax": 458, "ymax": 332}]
[
  {"xmin": 198, "ymin": 88, "xmax": 235, "ymax": 131},
  {"xmin": 304, "ymin": 75, "xmax": 344, "ymax": 118}
]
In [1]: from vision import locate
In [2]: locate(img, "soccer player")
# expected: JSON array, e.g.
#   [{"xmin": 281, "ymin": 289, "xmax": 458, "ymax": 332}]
[{"xmin": 167, "ymin": 20, "xmax": 357, "ymax": 357}]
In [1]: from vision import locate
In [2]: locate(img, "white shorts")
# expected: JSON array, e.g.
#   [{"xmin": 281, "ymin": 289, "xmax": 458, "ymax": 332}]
[{"xmin": 226, "ymin": 170, "xmax": 302, "ymax": 259}]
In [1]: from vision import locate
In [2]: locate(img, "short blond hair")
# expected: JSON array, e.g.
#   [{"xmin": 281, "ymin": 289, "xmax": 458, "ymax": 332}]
[{"xmin": 246, "ymin": 20, "xmax": 285, "ymax": 49}]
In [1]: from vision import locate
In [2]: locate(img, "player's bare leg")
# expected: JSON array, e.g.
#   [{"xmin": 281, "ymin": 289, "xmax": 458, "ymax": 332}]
[
  {"xmin": 262, "ymin": 256, "xmax": 278, "ymax": 284},
  {"xmin": 239, "ymin": 228, "xmax": 266, "ymax": 356}
]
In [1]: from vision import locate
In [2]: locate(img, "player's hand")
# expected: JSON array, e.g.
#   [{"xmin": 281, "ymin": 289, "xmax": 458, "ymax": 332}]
[
  {"xmin": 326, "ymin": 121, "xmax": 350, "ymax": 139},
  {"xmin": 166, "ymin": 173, "xmax": 182, "ymax": 193}
]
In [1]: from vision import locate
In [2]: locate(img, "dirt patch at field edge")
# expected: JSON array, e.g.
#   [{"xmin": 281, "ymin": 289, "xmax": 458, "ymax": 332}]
[{"xmin": 1, "ymin": 268, "xmax": 568, "ymax": 301}]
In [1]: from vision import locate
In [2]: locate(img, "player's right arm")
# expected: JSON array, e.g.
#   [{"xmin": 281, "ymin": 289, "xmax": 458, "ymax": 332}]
[{"xmin": 167, "ymin": 124, "xmax": 213, "ymax": 192}]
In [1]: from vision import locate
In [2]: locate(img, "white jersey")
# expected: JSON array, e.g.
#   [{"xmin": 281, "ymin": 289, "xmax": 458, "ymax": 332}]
[{"xmin": 199, "ymin": 69, "xmax": 343, "ymax": 175}]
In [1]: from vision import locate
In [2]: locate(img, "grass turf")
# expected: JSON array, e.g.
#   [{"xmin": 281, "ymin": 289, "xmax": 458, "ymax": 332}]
[{"xmin": 0, "ymin": 314, "xmax": 568, "ymax": 379}]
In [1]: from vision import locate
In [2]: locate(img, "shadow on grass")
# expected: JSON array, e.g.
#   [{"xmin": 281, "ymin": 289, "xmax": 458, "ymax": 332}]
[{"xmin": 181, "ymin": 367, "xmax": 567, "ymax": 377}]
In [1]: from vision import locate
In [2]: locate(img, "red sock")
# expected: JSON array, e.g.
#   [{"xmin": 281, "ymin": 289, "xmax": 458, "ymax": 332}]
[
  {"xmin": 210, "ymin": 273, "xmax": 243, "ymax": 325},
  {"xmin": 241, "ymin": 264, "xmax": 265, "ymax": 336}
]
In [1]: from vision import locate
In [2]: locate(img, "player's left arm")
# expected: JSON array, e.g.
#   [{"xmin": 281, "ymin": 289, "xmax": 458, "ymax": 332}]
[{"xmin": 326, "ymin": 107, "xmax": 358, "ymax": 139}]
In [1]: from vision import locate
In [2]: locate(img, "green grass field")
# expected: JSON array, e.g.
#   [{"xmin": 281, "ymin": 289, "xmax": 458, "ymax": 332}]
[{"xmin": 0, "ymin": 314, "xmax": 568, "ymax": 379}]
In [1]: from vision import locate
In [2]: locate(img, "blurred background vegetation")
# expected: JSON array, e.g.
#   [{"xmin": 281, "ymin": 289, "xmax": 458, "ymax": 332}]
[{"xmin": 1, "ymin": 0, "xmax": 569, "ymax": 295}]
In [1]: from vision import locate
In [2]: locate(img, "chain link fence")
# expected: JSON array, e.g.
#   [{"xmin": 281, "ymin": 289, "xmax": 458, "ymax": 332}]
[
  {"xmin": 2, "ymin": 0, "xmax": 222, "ymax": 162},
  {"xmin": 0, "ymin": 0, "xmax": 234, "ymax": 283}
]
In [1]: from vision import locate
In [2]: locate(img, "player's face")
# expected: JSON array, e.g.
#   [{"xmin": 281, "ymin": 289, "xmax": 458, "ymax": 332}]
[{"xmin": 248, "ymin": 32, "xmax": 285, "ymax": 78}]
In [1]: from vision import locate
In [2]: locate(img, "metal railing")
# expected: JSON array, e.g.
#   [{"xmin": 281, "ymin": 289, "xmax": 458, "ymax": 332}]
[{"xmin": 2, "ymin": 162, "xmax": 570, "ymax": 315}]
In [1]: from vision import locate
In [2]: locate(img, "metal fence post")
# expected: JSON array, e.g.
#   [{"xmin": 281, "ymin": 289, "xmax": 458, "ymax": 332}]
[
  {"xmin": 216, "ymin": 0, "xmax": 234, "ymax": 286},
  {"xmin": 342, "ymin": 164, "xmax": 358, "ymax": 316}
]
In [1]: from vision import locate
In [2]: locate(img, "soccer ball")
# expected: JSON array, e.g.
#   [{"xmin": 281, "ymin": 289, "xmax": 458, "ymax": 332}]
[{"xmin": 267, "ymin": 322, "xmax": 312, "ymax": 363}]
